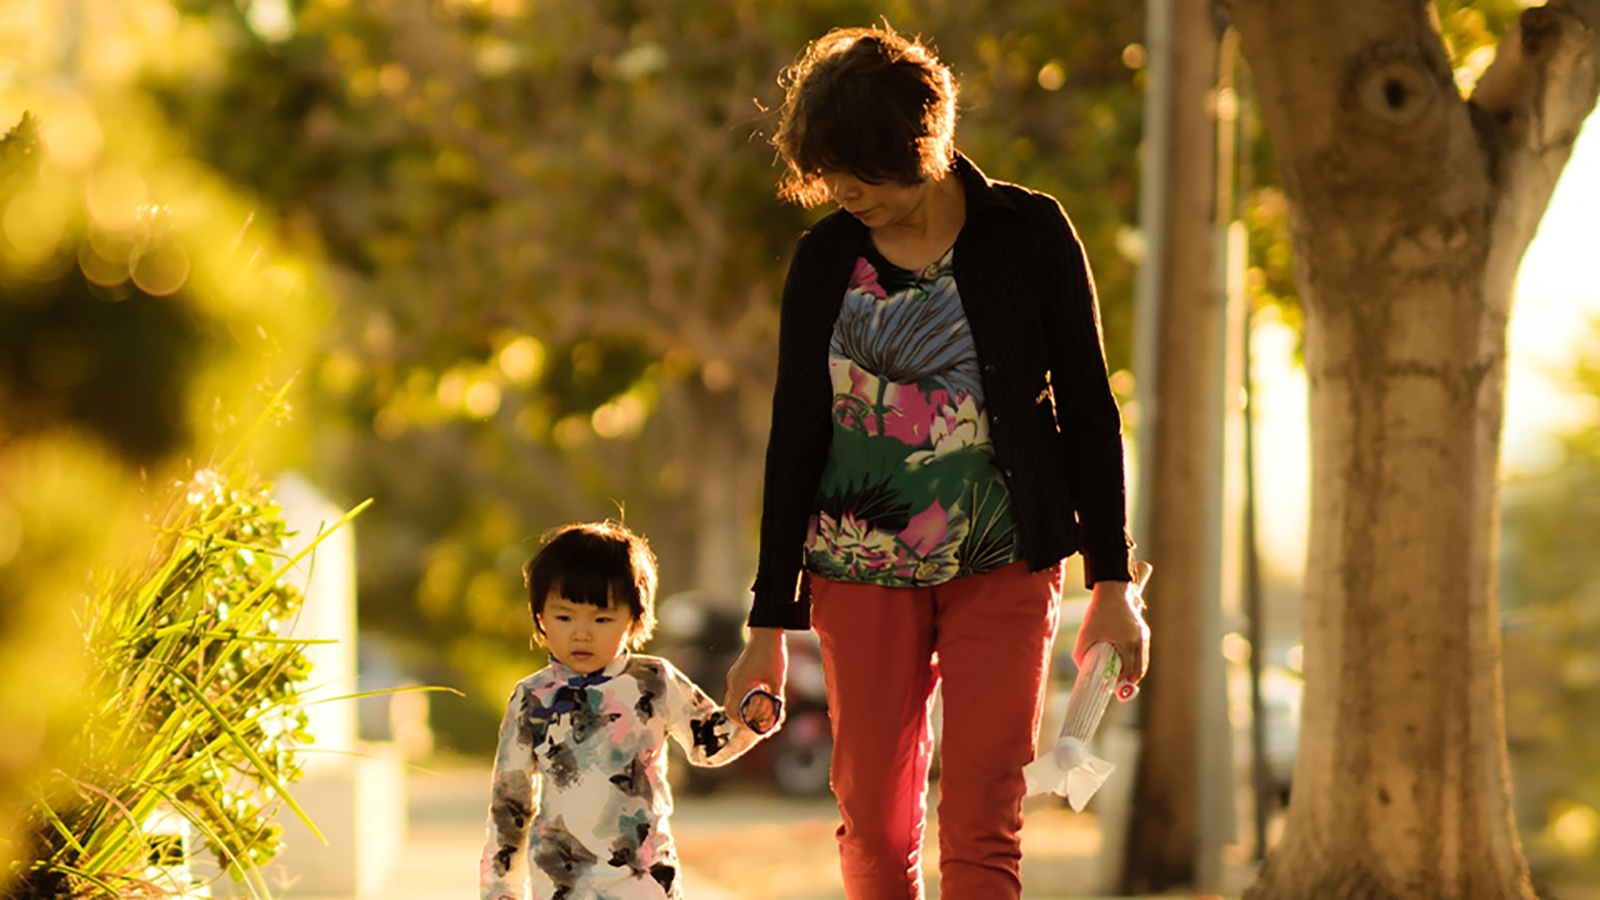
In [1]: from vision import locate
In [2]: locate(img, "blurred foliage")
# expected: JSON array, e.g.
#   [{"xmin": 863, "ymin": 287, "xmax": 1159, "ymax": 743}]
[
  {"xmin": 144, "ymin": 0, "xmax": 1149, "ymax": 751},
  {"xmin": 0, "ymin": 19, "xmax": 320, "ymax": 887},
  {"xmin": 1500, "ymin": 324, "xmax": 1600, "ymax": 893},
  {"xmin": 0, "ymin": 106, "xmax": 308, "ymax": 463},
  {"xmin": 4, "ymin": 442, "xmax": 363, "ymax": 900},
  {"xmin": 0, "ymin": 114, "xmax": 206, "ymax": 466}
]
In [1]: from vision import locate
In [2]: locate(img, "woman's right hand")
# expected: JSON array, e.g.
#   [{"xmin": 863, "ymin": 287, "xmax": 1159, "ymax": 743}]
[{"xmin": 724, "ymin": 626, "xmax": 788, "ymax": 714}]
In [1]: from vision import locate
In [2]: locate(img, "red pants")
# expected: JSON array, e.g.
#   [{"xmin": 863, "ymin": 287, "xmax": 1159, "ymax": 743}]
[{"xmin": 810, "ymin": 560, "xmax": 1063, "ymax": 900}]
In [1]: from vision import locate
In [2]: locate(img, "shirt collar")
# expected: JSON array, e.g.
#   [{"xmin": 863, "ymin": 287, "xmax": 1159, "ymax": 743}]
[{"xmin": 548, "ymin": 649, "xmax": 631, "ymax": 685}]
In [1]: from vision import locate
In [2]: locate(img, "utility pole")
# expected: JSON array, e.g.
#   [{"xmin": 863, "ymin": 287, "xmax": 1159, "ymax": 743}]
[{"xmin": 1121, "ymin": 0, "xmax": 1228, "ymax": 890}]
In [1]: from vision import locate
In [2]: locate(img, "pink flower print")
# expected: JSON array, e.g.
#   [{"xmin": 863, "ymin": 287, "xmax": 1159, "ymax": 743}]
[
  {"xmin": 804, "ymin": 513, "xmax": 826, "ymax": 553},
  {"xmin": 810, "ymin": 510, "xmax": 899, "ymax": 578},
  {"xmin": 850, "ymin": 257, "xmax": 889, "ymax": 299},
  {"xmin": 899, "ymin": 502, "xmax": 951, "ymax": 558},
  {"xmin": 896, "ymin": 502, "xmax": 970, "ymax": 582},
  {"xmin": 881, "ymin": 384, "xmax": 952, "ymax": 447}
]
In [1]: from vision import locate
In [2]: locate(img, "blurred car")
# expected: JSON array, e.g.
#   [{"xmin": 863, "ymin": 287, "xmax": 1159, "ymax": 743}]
[{"xmin": 653, "ymin": 593, "xmax": 834, "ymax": 797}]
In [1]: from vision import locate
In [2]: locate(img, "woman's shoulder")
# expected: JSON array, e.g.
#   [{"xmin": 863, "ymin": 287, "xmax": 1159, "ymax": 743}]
[
  {"xmin": 954, "ymin": 153, "xmax": 1070, "ymax": 224},
  {"xmin": 985, "ymin": 180, "xmax": 1080, "ymax": 251},
  {"xmin": 994, "ymin": 179, "xmax": 1070, "ymax": 223},
  {"xmin": 795, "ymin": 208, "xmax": 866, "ymax": 253}
]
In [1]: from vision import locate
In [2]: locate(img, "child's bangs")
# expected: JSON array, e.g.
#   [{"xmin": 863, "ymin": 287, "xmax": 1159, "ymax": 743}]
[{"xmin": 553, "ymin": 565, "xmax": 627, "ymax": 610}]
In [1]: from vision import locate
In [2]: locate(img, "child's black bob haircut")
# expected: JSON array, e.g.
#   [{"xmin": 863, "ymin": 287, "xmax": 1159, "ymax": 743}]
[{"xmin": 523, "ymin": 521, "xmax": 658, "ymax": 650}]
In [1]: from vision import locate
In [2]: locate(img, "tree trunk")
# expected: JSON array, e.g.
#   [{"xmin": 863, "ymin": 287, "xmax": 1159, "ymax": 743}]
[
  {"xmin": 1123, "ymin": 0, "xmax": 1220, "ymax": 889},
  {"xmin": 685, "ymin": 378, "xmax": 752, "ymax": 609},
  {"xmin": 1221, "ymin": 1, "xmax": 1600, "ymax": 897}
]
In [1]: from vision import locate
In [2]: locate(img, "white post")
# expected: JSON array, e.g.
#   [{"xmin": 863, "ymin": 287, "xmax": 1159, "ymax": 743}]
[
  {"xmin": 275, "ymin": 471, "xmax": 359, "ymax": 767},
  {"xmin": 257, "ymin": 473, "xmax": 404, "ymax": 899}
]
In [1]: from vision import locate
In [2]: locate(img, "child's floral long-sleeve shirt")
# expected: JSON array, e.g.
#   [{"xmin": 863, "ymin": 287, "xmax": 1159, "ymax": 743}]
[{"xmin": 479, "ymin": 652, "xmax": 760, "ymax": 900}]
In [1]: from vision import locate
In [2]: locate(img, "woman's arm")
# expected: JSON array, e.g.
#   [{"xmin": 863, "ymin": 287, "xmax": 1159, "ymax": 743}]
[
  {"xmin": 1033, "ymin": 194, "xmax": 1134, "ymax": 587},
  {"xmin": 748, "ymin": 231, "xmax": 835, "ymax": 630},
  {"xmin": 1030, "ymin": 193, "xmax": 1147, "ymax": 683},
  {"xmin": 479, "ymin": 682, "xmax": 541, "ymax": 900}
]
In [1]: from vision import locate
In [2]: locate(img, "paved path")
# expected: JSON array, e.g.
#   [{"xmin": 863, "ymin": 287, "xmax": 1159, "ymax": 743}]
[{"xmin": 340, "ymin": 764, "xmax": 1254, "ymax": 899}]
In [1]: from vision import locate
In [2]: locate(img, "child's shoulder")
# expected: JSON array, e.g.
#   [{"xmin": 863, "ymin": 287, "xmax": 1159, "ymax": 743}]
[
  {"xmin": 622, "ymin": 653, "xmax": 674, "ymax": 675},
  {"xmin": 621, "ymin": 654, "xmax": 694, "ymax": 683}
]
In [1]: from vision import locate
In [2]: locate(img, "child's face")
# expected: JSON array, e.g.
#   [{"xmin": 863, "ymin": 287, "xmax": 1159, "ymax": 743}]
[{"xmin": 538, "ymin": 593, "xmax": 635, "ymax": 674}]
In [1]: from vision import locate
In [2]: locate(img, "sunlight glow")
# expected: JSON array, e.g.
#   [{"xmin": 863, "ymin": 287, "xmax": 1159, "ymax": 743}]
[
  {"xmin": 38, "ymin": 97, "xmax": 103, "ymax": 170},
  {"xmin": 1506, "ymin": 109, "xmax": 1600, "ymax": 474},
  {"xmin": 1551, "ymin": 804, "xmax": 1599, "ymax": 856},
  {"xmin": 246, "ymin": 0, "xmax": 295, "ymax": 43},
  {"xmin": 496, "ymin": 335, "xmax": 545, "ymax": 386},
  {"xmin": 85, "ymin": 166, "xmax": 149, "ymax": 232},
  {"xmin": 3, "ymin": 184, "xmax": 66, "ymax": 263},
  {"xmin": 591, "ymin": 393, "xmax": 647, "ymax": 439},
  {"xmin": 1037, "ymin": 62, "xmax": 1066, "ymax": 92},
  {"xmin": 463, "ymin": 380, "xmax": 502, "ymax": 419}
]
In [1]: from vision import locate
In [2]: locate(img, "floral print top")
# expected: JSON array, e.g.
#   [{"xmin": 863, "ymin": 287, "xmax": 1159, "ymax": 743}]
[
  {"xmin": 479, "ymin": 653, "xmax": 760, "ymax": 900},
  {"xmin": 804, "ymin": 243, "xmax": 1022, "ymax": 586}
]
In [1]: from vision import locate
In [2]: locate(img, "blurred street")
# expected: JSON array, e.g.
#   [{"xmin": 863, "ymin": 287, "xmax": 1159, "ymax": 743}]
[{"xmin": 363, "ymin": 763, "xmax": 1257, "ymax": 900}]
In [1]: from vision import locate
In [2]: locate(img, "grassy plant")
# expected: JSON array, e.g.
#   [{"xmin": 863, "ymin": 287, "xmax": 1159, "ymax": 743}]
[{"xmin": 4, "ymin": 395, "xmax": 370, "ymax": 899}]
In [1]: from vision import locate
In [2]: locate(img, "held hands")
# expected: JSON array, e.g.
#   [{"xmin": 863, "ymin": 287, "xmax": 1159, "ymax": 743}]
[
  {"xmin": 724, "ymin": 627, "xmax": 788, "ymax": 731},
  {"xmin": 1073, "ymin": 560, "xmax": 1153, "ymax": 695}
]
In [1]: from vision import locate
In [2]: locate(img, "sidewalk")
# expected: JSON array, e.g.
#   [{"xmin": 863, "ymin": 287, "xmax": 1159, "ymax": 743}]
[{"xmin": 364, "ymin": 764, "xmax": 1255, "ymax": 900}]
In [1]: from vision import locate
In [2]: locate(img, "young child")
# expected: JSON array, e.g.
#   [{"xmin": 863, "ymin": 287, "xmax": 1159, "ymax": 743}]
[{"xmin": 479, "ymin": 521, "xmax": 770, "ymax": 900}]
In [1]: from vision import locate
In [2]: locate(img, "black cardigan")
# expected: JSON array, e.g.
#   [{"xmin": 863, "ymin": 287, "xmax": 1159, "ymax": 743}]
[{"xmin": 747, "ymin": 154, "xmax": 1134, "ymax": 629}]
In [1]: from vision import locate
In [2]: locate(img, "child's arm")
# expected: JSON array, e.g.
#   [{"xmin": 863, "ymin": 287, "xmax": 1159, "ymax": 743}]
[
  {"xmin": 663, "ymin": 659, "xmax": 764, "ymax": 767},
  {"xmin": 480, "ymin": 681, "xmax": 542, "ymax": 900}
]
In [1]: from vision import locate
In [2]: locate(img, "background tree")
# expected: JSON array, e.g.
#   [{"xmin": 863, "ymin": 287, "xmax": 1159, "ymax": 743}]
[
  {"xmin": 1120, "ymin": 0, "xmax": 1219, "ymax": 888},
  {"xmin": 146, "ymin": 0, "xmax": 1149, "ymax": 749},
  {"xmin": 1216, "ymin": 0, "xmax": 1600, "ymax": 895},
  {"xmin": 1499, "ymin": 323, "xmax": 1600, "ymax": 893}
]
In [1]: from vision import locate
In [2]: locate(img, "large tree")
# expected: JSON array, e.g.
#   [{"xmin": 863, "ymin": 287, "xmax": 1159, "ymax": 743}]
[{"xmin": 1218, "ymin": 0, "xmax": 1600, "ymax": 896}]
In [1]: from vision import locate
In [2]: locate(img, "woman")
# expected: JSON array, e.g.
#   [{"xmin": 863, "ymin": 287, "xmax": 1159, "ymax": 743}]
[{"xmin": 725, "ymin": 25, "xmax": 1150, "ymax": 900}]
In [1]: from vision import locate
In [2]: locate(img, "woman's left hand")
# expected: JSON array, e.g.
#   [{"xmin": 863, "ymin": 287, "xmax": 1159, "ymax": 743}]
[{"xmin": 1074, "ymin": 562, "xmax": 1152, "ymax": 686}]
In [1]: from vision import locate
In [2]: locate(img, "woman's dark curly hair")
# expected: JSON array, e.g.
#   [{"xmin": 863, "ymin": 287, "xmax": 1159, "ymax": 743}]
[{"xmin": 771, "ymin": 25, "xmax": 959, "ymax": 207}]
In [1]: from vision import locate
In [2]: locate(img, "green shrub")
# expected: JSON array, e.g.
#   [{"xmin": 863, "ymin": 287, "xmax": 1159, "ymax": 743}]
[{"xmin": 5, "ymin": 406, "xmax": 368, "ymax": 899}]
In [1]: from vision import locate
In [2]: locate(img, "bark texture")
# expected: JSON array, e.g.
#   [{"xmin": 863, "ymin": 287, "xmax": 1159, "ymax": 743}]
[{"xmin": 1220, "ymin": 1, "xmax": 1600, "ymax": 898}]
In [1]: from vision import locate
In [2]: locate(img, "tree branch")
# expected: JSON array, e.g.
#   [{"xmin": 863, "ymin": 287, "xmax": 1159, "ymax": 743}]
[
  {"xmin": 1470, "ymin": 0, "xmax": 1600, "ymax": 285},
  {"xmin": 1473, "ymin": 2, "xmax": 1600, "ymax": 158}
]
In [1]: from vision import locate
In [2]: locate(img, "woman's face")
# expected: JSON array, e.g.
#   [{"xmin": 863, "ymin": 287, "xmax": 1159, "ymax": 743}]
[{"xmin": 819, "ymin": 170, "xmax": 929, "ymax": 230}]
